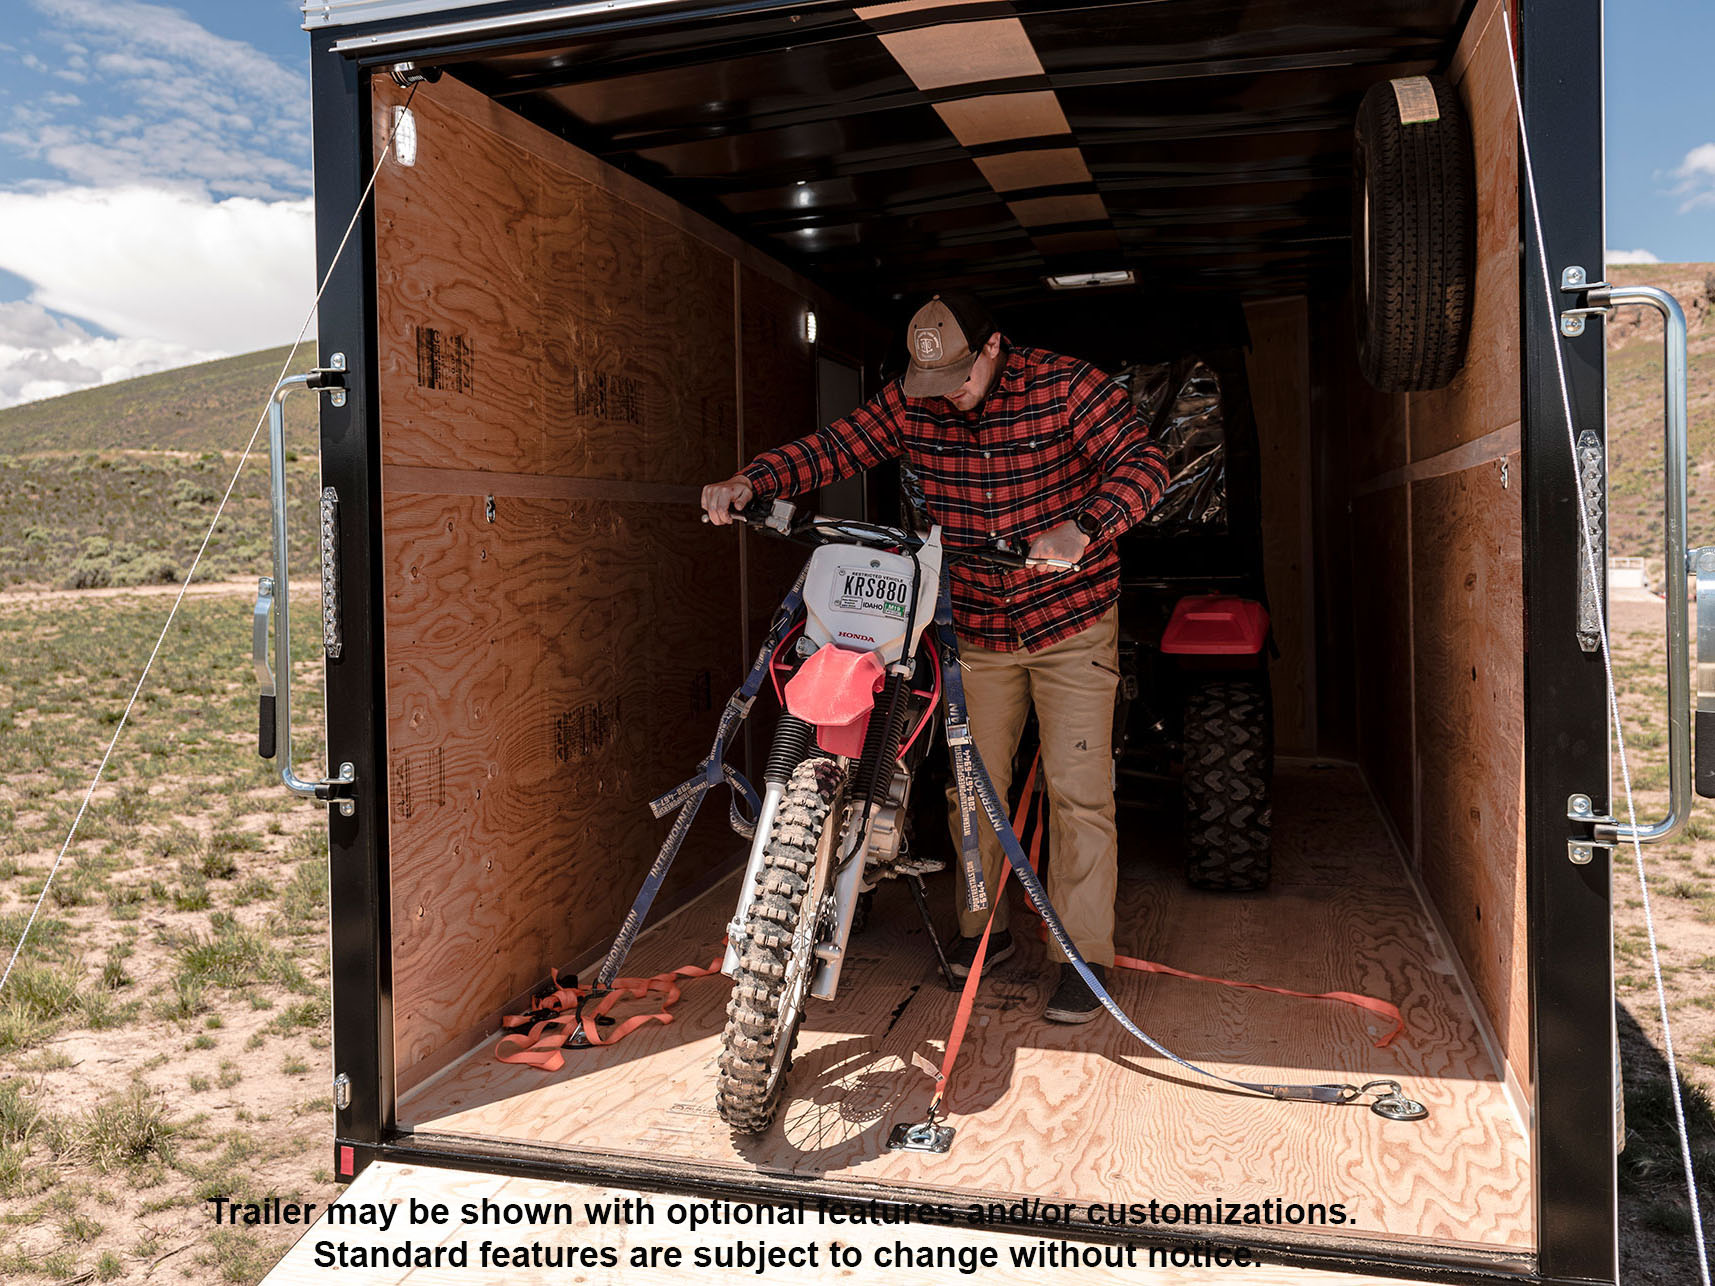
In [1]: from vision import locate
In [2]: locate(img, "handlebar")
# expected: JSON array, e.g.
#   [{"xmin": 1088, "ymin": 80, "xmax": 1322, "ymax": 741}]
[{"xmin": 700, "ymin": 498, "xmax": 1078, "ymax": 571}]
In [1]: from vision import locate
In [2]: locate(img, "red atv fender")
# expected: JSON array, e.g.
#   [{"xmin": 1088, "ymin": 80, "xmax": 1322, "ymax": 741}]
[
  {"xmin": 1161, "ymin": 594, "xmax": 1270, "ymax": 655},
  {"xmin": 783, "ymin": 647, "xmax": 887, "ymax": 758}
]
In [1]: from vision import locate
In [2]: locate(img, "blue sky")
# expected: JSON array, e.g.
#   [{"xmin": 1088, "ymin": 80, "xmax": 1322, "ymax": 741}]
[
  {"xmin": 0, "ymin": 0, "xmax": 1709, "ymax": 405},
  {"xmin": 1606, "ymin": 0, "xmax": 1715, "ymax": 262}
]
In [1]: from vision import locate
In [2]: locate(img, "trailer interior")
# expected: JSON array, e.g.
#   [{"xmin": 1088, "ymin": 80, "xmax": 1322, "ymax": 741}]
[{"xmin": 365, "ymin": 0, "xmax": 1531, "ymax": 1269}]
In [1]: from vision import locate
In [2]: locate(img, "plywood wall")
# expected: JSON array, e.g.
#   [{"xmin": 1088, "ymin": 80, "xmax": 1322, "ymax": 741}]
[
  {"xmin": 372, "ymin": 75, "xmax": 857, "ymax": 1088},
  {"xmin": 1342, "ymin": 0, "xmax": 1528, "ymax": 1100}
]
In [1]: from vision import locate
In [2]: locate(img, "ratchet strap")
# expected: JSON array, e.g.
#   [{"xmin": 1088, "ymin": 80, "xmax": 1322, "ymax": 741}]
[
  {"xmin": 933, "ymin": 576, "xmax": 1408, "ymax": 1108},
  {"xmin": 585, "ymin": 567, "xmax": 809, "ymax": 1000},
  {"xmin": 496, "ymin": 954, "xmax": 724, "ymax": 1071},
  {"xmin": 926, "ymin": 751, "xmax": 1045, "ymax": 1120}
]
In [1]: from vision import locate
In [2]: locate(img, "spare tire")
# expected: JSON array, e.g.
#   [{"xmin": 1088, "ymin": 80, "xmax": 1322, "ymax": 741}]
[{"xmin": 1352, "ymin": 74, "xmax": 1476, "ymax": 392}]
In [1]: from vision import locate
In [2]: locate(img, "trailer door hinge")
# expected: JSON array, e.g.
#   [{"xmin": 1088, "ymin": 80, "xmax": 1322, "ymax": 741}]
[
  {"xmin": 333, "ymin": 1073, "xmax": 351, "ymax": 1110},
  {"xmin": 1567, "ymin": 793, "xmax": 1617, "ymax": 865}
]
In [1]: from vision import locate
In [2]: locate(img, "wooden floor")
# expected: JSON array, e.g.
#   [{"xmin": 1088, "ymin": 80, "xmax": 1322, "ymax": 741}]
[
  {"xmin": 264, "ymin": 1161, "xmax": 1477, "ymax": 1284},
  {"xmin": 399, "ymin": 766, "xmax": 1533, "ymax": 1256}
]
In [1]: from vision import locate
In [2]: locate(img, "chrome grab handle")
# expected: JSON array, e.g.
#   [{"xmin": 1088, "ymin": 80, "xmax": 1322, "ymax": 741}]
[
  {"xmin": 262, "ymin": 365, "xmax": 357, "ymax": 815},
  {"xmin": 1566, "ymin": 284, "xmax": 1693, "ymax": 845}
]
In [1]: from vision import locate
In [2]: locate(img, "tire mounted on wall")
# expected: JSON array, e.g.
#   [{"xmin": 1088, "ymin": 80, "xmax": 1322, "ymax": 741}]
[
  {"xmin": 1352, "ymin": 74, "xmax": 1477, "ymax": 392},
  {"xmin": 715, "ymin": 758, "xmax": 846, "ymax": 1133},
  {"xmin": 1182, "ymin": 680, "xmax": 1273, "ymax": 891}
]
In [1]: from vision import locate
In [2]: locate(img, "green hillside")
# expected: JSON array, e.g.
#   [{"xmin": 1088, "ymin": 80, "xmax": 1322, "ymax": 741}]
[
  {"xmin": 0, "ymin": 344, "xmax": 319, "ymax": 456},
  {"xmin": 0, "ymin": 345, "xmax": 326, "ymax": 591},
  {"xmin": 1604, "ymin": 262, "xmax": 1715, "ymax": 570}
]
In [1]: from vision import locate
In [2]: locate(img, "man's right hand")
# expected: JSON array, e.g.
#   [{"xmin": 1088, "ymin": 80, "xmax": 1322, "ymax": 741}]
[{"xmin": 700, "ymin": 474, "xmax": 755, "ymax": 525}]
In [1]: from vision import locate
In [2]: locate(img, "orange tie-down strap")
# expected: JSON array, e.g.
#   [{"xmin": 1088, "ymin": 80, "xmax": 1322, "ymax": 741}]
[{"xmin": 495, "ymin": 955, "xmax": 725, "ymax": 1073}]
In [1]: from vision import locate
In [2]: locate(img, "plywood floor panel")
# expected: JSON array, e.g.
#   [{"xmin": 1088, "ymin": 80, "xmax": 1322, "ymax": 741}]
[
  {"xmin": 400, "ymin": 766, "xmax": 1531, "ymax": 1252},
  {"xmin": 263, "ymin": 1161, "xmax": 1462, "ymax": 1285}
]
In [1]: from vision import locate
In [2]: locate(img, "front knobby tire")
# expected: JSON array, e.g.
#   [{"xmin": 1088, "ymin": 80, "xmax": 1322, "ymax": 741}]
[{"xmin": 715, "ymin": 757, "xmax": 847, "ymax": 1133}]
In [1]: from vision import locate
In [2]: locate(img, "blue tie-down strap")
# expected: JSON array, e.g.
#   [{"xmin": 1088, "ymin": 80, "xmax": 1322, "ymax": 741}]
[
  {"xmin": 932, "ymin": 574, "xmax": 1415, "ymax": 1113},
  {"xmin": 587, "ymin": 569, "xmax": 809, "ymax": 1002}
]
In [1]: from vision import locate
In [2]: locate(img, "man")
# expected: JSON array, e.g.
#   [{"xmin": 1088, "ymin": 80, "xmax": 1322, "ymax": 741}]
[{"xmin": 700, "ymin": 291, "xmax": 1169, "ymax": 1022}]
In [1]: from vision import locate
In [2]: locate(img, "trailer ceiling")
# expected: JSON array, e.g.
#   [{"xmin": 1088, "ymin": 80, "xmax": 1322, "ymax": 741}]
[{"xmin": 389, "ymin": 0, "xmax": 1471, "ymax": 307}]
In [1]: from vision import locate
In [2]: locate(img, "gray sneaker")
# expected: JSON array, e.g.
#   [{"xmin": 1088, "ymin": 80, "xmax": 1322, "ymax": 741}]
[{"xmin": 1044, "ymin": 962, "xmax": 1108, "ymax": 1024}]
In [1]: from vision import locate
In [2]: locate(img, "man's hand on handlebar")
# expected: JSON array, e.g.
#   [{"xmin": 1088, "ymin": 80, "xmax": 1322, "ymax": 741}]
[
  {"xmin": 1026, "ymin": 519, "xmax": 1090, "ymax": 572},
  {"xmin": 700, "ymin": 474, "xmax": 755, "ymax": 525}
]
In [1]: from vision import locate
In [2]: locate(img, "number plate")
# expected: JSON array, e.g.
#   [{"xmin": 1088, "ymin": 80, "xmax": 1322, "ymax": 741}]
[{"xmin": 831, "ymin": 566, "xmax": 911, "ymax": 618}]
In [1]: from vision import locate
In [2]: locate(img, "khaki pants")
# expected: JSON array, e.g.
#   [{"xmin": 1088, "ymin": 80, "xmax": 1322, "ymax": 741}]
[{"xmin": 943, "ymin": 606, "xmax": 1119, "ymax": 965}]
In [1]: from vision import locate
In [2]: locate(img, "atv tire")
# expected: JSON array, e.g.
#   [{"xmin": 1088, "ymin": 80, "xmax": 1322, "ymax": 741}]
[
  {"xmin": 1352, "ymin": 74, "xmax": 1476, "ymax": 392},
  {"xmin": 1182, "ymin": 680, "xmax": 1273, "ymax": 891},
  {"xmin": 715, "ymin": 758, "xmax": 846, "ymax": 1133}
]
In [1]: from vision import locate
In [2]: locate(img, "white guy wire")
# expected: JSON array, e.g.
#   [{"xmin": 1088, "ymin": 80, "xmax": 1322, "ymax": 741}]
[
  {"xmin": 1499, "ymin": 9, "xmax": 1710, "ymax": 1278},
  {"xmin": 0, "ymin": 81, "xmax": 421, "ymax": 995}
]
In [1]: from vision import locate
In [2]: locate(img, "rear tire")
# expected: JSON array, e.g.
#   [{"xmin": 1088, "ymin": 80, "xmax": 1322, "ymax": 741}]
[
  {"xmin": 716, "ymin": 758, "xmax": 846, "ymax": 1133},
  {"xmin": 1182, "ymin": 680, "xmax": 1273, "ymax": 891}
]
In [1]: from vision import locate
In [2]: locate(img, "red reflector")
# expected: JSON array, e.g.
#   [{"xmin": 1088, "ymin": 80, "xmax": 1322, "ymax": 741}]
[
  {"xmin": 1160, "ymin": 595, "xmax": 1270, "ymax": 655},
  {"xmin": 338, "ymin": 1145, "xmax": 355, "ymax": 1177}
]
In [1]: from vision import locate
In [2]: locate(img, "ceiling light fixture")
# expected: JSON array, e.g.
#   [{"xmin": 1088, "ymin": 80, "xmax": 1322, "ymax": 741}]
[{"xmin": 1044, "ymin": 269, "xmax": 1134, "ymax": 290}]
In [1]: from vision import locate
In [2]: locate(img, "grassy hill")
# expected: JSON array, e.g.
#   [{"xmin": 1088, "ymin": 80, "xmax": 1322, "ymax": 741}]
[
  {"xmin": 0, "ymin": 345, "xmax": 319, "ymax": 456},
  {"xmin": 1605, "ymin": 263, "xmax": 1715, "ymax": 572},
  {"xmin": 0, "ymin": 346, "xmax": 325, "ymax": 591}
]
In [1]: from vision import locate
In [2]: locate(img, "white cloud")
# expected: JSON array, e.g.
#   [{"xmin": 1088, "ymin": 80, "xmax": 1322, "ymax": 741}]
[
  {"xmin": 1605, "ymin": 248, "xmax": 1661, "ymax": 264},
  {"xmin": 1672, "ymin": 142, "xmax": 1715, "ymax": 212},
  {"xmin": 0, "ymin": 300, "xmax": 219, "ymax": 408},
  {"xmin": 0, "ymin": 185, "xmax": 314, "ymax": 405},
  {"xmin": 0, "ymin": 3, "xmax": 321, "ymax": 406},
  {"xmin": 10, "ymin": 0, "xmax": 312, "ymax": 199}
]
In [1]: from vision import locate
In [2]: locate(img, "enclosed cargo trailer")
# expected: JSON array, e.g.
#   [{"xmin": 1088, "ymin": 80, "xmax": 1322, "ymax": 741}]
[{"xmin": 267, "ymin": 0, "xmax": 1689, "ymax": 1280}]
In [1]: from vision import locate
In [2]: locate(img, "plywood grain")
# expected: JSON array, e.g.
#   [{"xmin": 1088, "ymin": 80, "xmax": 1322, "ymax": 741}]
[
  {"xmin": 383, "ymin": 492, "xmax": 744, "ymax": 1085},
  {"xmin": 1409, "ymin": 456, "xmax": 1526, "ymax": 1094},
  {"xmin": 370, "ymin": 74, "xmax": 880, "ymax": 1087},
  {"xmin": 263, "ymin": 1160, "xmax": 1466, "ymax": 1285},
  {"xmin": 400, "ymin": 766, "xmax": 1531, "ymax": 1253}
]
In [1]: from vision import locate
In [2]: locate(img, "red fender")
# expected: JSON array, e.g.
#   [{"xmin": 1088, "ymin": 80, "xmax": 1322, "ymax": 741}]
[
  {"xmin": 783, "ymin": 647, "xmax": 886, "ymax": 758},
  {"xmin": 1161, "ymin": 594, "xmax": 1270, "ymax": 655}
]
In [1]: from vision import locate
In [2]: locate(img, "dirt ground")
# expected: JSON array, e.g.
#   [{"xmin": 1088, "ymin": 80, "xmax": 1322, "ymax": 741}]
[{"xmin": 0, "ymin": 582, "xmax": 1710, "ymax": 1283}]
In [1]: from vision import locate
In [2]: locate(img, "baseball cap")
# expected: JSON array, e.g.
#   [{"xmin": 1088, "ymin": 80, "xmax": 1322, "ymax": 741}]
[{"xmin": 902, "ymin": 291, "xmax": 996, "ymax": 398}]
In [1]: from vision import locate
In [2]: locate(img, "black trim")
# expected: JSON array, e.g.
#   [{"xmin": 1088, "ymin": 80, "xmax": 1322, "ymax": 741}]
[
  {"xmin": 1519, "ymin": 0, "xmax": 1618, "ymax": 1280},
  {"xmin": 311, "ymin": 33, "xmax": 396, "ymax": 1166}
]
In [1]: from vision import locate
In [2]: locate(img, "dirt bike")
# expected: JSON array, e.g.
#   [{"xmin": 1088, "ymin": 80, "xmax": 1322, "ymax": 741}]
[{"xmin": 706, "ymin": 498, "xmax": 1070, "ymax": 1133}]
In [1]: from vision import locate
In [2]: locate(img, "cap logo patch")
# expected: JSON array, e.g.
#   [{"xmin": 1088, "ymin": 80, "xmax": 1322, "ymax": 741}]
[{"xmin": 913, "ymin": 327, "xmax": 943, "ymax": 362}]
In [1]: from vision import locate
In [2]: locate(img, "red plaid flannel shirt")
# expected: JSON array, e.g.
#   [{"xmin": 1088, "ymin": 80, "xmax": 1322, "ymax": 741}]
[{"xmin": 741, "ymin": 344, "xmax": 1170, "ymax": 652}]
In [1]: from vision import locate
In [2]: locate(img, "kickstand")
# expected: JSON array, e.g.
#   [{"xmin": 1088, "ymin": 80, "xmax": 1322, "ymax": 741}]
[{"xmin": 906, "ymin": 874, "xmax": 958, "ymax": 990}]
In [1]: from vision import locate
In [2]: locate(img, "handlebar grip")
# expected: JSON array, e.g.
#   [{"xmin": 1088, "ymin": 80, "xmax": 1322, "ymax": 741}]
[
  {"xmin": 259, "ymin": 694, "xmax": 277, "ymax": 760},
  {"xmin": 1697, "ymin": 709, "xmax": 1715, "ymax": 799}
]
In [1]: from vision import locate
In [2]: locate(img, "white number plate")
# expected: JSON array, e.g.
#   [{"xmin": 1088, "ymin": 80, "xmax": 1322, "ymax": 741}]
[{"xmin": 831, "ymin": 566, "xmax": 911, "ymax": 618}]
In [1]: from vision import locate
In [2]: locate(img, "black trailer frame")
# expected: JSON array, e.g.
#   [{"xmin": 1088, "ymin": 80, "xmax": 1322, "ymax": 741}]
[{"xmin": 304, "ymin": 1, "xmax": 1619, "ymax": 1280}]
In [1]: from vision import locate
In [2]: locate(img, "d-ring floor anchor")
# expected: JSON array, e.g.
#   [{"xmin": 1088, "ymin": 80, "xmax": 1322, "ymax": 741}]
[
  {"xmin": 1348, "ymin": 1079, "xmax": 1429, "ymax": 1121},
  {"xmin": 888, "ymin": 1111, "xmax": 955, "ymax": 1154}
]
